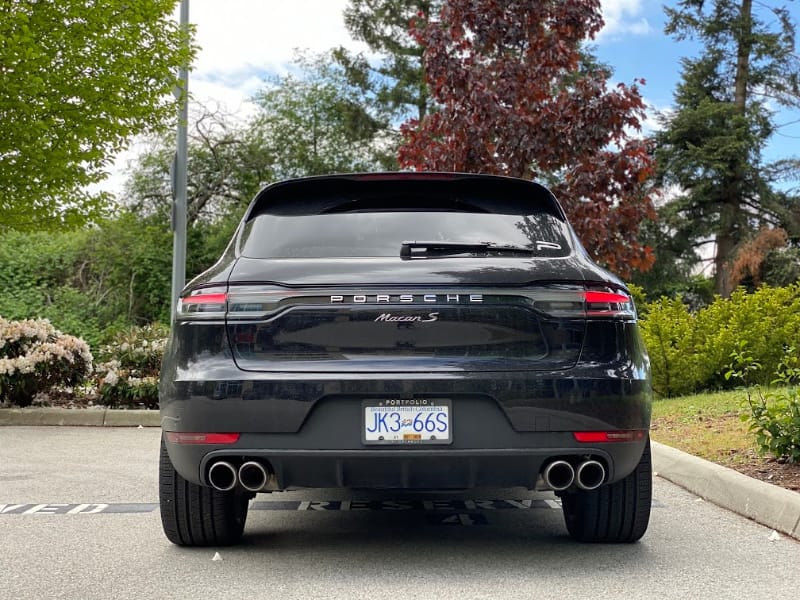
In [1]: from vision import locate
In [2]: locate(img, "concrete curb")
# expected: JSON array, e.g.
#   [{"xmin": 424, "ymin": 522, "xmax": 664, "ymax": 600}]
[
  {"xmin": 0, "ymin": 408, "xmax": 160, "ymax": 427},
  {"xmin": 652, "ymin": 441, "xmax": 800, "ymax": 540}
]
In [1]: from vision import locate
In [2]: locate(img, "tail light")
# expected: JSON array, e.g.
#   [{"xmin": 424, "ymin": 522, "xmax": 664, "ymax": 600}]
[
  {"xmin": 176, "ymin": 287, "xmax": 228, "ymax": 320},
  {"xmin": 529, "ymin": 286, "xmax": 636, "ymax": 321},
  {"xmin": 583, "ymin": 289, "xmax": 636, "ymax": 319}
]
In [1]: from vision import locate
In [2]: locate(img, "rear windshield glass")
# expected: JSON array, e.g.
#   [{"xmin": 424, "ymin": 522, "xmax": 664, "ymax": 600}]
[{"xmin": 239, "ymin": 211, "xmax": 571, "ymax": 259}]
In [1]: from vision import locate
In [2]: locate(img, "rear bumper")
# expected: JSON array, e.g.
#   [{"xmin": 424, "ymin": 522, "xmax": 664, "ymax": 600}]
[
  {"xmin": 160, "ymin": 319, "xmax": 650, "ymax": 491},
  {"xmin": 162, "ymin": 392, "xmax": 649, "ymax": 490}
]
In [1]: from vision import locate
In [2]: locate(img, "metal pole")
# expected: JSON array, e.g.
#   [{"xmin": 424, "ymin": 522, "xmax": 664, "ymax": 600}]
[{"xmin": 170, "ymin": 0, "xmax": 189, "ymax": 323}]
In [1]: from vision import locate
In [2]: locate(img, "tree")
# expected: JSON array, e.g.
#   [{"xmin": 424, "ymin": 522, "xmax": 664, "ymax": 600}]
[
  {"xmin": 335, "ymin": 0, "xmax": 439, "ymax": 124},
  {"xmin": 656, "ymin": 0, "xmax": 800, "ymax": 296},
  {"xmin": 0, "ymin": 0, "xmax": 193, "ymax": 231},
  {"xmin": 398, "ymin": 0, "xmax": 656, "ymax": 277},
  {"xmin": 125, "ymin": 106, "xmax": 274, "ymax": 226},
  {"xmin": 126, "ymin": 52, "xmax": 389, "ymax": 227},
  {"xmin": 253, "ymin": 51, "xmax": 392, "ymax": 178}
]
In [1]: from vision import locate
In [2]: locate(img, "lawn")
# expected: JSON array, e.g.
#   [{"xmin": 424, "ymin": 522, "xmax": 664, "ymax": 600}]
[
  {"xmin": 651, "ymin": 389, "xmax": 754, "ymax": 466},
  {"xmin": 651, "ymin": 388, "xmax": 800, "ymax": 491}
]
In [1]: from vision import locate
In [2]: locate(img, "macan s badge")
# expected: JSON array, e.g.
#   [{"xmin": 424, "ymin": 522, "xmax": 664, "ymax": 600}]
[{"xmin": 373, "ymin": 312, "xmax": 439, "ymax": 323}]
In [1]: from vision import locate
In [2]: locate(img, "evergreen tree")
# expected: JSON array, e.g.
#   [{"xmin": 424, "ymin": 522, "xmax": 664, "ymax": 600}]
[
  {"xmin": 656, "ymin": 0, "xmax": 800, "ymax": 296},
  {"xmin": 335, "ymin": 0, "xmax": 438, "ymax": 124}
]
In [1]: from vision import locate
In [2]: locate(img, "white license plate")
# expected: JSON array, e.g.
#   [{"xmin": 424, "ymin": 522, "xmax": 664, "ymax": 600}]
[{"xmin": 362, "ymin": 400, "xmax": 452, "ymax": 445}]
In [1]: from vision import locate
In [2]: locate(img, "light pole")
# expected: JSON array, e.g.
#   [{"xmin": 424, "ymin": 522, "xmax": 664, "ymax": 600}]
[{"xmin": 170, "ymin": 0, "xmax": 189, "ymax": 323}]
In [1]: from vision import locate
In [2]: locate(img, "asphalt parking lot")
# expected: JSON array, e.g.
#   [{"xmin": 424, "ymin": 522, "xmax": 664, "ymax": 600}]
[{"xmin": 2, "ymin": 426, "xmax": 799, "ymax": 600}]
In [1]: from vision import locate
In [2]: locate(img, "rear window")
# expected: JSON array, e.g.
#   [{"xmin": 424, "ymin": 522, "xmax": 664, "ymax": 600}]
[{"xmin": 239, "ymin": 210, "xmax": 572, "ymax": 259}]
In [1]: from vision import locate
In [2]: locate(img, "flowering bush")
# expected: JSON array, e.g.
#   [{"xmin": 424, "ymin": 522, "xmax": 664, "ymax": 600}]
[
  {"xmin": 94, "ymin": 324, "xmax": 167, "ymax": 408},
  {"xmin": 0, "ymin": 317, "xmax": 93, "ymax": 407}
]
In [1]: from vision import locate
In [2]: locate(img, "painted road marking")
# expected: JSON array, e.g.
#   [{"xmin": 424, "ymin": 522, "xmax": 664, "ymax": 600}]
[
  {"xmin": 0, "ymin": 498, "xmax": 664, "ymax": 516},
  {"xmin": 0, "ymin": 499, "xmax": 558, "ymax": 515}
]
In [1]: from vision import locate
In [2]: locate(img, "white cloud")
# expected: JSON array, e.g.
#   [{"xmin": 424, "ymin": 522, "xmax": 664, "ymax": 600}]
[
  {"xmin": 186, "ymin": 0, "xmax": 370, "ymax": 112},
  {"xmin": 189, "ymin": 0, "xmax": 363, "ymax": 76},
  {"xmin": 598, "ymin": 0, "xmax": 653, "ymax": 39}
]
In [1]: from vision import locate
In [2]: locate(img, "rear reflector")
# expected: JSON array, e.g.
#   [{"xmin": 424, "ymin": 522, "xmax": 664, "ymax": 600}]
[
  {"xmin": 166, "ymin": 432, "xmax": 240, "ymax": 445},
  {"xmin": 573, "ymin": 430, "xmax": 646, "ymax": 443}
]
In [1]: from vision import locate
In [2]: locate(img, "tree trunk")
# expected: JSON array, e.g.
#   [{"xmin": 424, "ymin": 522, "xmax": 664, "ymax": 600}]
[
  {"xmin": 714, "ymin": 206, "xmax": 738, "ymax": 297},
  {"xmin": 715, "ymin": 0, "xmax": 753, "ymax": 297},
  {"xmin": 733, "ymin": 0, "xmax": 752, "ymax": 115}
]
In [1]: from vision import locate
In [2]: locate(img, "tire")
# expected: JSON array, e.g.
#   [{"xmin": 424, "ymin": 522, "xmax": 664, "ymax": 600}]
[
  {"xmin": 159, "ymin": 437, "xmax": 249, "ymax": 546},
  {"xmin": 561, "ymin": 438, "xmax": 652, "ymax": 543}
]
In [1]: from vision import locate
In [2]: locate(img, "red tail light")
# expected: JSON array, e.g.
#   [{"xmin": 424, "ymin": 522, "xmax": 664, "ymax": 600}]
[
  {"xmin": 583, "ymin": 289, "xmax": 635, "ymax": 319},
  {"xmin": 177, "ymin": 290, "xmax": 227, "ymax": 320},
  {"xmin": 583, "ymin": 291, "xmax": 630, "ymax": 304},
  {"xmin": 182, "ymin": 293, "xmax": 227, "ymax": 306},
  {"xmin": 166, "ymin": 432, "xmax": 240, "ymax": 444},
  {"xmin": 529, "ymin": 286, "xmax": 636, "ymax": 320}
]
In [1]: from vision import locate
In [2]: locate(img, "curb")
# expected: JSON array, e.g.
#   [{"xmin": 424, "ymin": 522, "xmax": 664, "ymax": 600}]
[
  {"xmin": 0, "ymin": 408, "xmax": 160, "ymax": 427},
  {"xmin": 652, "ymin": 441, "xmax": 800, "ymax": 540}
]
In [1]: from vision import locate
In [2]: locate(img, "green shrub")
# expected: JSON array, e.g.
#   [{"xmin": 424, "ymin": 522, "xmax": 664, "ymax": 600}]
[
  {"xmin": 695, "ymin": 286, "xmax": 800, "ymax": 389},
  {"xmin": 639, "ymin": 296, "xmax": 700, "ymax": 397},
  {"xmin": 728, "ymin": 348, "xmax": 800, "ymax": 463},
  {"xmin": 0, "ymin": 316, "xmax": 93, "ymax": 407},
  {"xmin": 0, "ymin": 214, "xmax": 236, "ymax": 348},
  {"xmin": 641, "ymin": 284, "xmax": 800, "ymax": 396},
  {"xmin": 93, "ymin": 324, "xmax": 168, "ymax": 408}
]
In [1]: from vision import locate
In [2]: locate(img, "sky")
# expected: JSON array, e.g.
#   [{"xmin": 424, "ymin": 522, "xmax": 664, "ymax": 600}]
[{"xmin": 104, "ymin": 0, "xmax": 800, "ymax": 195}]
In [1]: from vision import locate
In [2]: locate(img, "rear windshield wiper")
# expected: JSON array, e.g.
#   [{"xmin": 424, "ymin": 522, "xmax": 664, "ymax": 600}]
[{"xmin": 400, "ymin": 241, "xmax": 534, "ymax": 259}]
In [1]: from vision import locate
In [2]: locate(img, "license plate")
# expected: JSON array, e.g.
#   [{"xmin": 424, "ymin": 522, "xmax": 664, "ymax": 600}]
[{"xmin": 362, "ymin": 400, "xmax": 452, "ymax": 445}]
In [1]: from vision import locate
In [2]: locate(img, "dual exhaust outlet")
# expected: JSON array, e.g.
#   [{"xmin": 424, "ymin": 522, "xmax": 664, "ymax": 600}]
[
  {"xmin": 208, "ymin": 460, "xmax": 272, "ymax": 492},
  {"xmin": 210, "ymin": 457, "xmax": 604, "ymax": 493},
  {"xmin": 542, "ymin": 459, "xmax": 605, "ymax": 491}
]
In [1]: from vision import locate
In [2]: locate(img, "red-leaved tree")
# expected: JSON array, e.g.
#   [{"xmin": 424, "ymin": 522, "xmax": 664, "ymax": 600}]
[{"xmin": 398, "ymin": 0, "xmax": 656, "ymax": 276}]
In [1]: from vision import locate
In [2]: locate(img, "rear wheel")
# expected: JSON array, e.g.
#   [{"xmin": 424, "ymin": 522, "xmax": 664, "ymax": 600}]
[
  {"xmin": 159, "ymin": 437, "xmax": 249, "ymax": 546},
  {"xmin": 561, "ymin": 438, "xmax": 652, "ymax": 543}
]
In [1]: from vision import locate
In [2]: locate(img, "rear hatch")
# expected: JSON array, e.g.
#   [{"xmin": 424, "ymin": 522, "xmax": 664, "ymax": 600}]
[{"xmin": 186, "ymin": 174, "xmax": 633, "ymax": 373}]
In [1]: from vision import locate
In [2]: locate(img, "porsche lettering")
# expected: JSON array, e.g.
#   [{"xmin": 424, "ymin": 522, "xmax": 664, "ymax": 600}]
[{"xmin": 330, "ymin": 294, "xmax": 483, "ymax": 304}]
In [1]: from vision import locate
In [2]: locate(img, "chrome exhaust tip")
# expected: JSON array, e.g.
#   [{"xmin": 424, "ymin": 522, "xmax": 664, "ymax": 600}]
[
  {"xmin": 542, "ymin": 460, "xmax": 575, "ymax": 491},
  {"xmin": 208, "ymin": 461, "xmax": 238, "ymax": 492},
  {"xmin": 238, "ymin": 461, "xmax": 269, "ymax": 493},
  {"xmin": 576, "ymin": 460, "xmax": 606, "ymax": 491}
]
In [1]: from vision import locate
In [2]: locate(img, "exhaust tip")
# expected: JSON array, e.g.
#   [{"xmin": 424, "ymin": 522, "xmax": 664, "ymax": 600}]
[
  {"xmin": 238, "ymin": 460, "xmax": 270, "ymax": 492},
  {"xmin": 542, "ymin": 460, "xmax": 575, "ymax": 491},
  {"xmin": 208, "ymin": 461, "xmax": 237, "ymax": 491},
  {"xmin": 576, "ymin": 460, "xmax": 606, "ymax": 490}
]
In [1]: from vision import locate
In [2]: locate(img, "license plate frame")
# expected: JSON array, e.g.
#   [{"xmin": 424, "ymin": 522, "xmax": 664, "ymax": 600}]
[{"xmin": 361, "ymin": 399, "xmax": 452, "ymax": 445}]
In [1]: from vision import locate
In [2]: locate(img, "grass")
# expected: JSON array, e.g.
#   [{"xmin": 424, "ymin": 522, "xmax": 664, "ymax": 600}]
[{"xmin": 650, "ymin": 389, "xmax": 759, "ymax": 467}]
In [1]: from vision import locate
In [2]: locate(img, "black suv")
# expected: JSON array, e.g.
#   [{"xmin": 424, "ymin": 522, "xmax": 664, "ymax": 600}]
[{"xmin": 159, "ymin": 173, "xmax": 652, "ymax": 545}]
